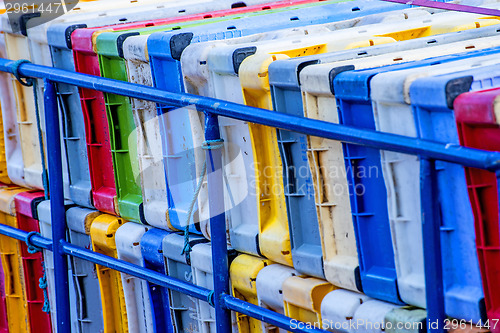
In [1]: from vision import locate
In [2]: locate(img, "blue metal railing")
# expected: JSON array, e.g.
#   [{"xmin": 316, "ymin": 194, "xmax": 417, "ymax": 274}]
[{"xmin": 0, "ymin": 58, "xmax": 498, "ymax": 333}]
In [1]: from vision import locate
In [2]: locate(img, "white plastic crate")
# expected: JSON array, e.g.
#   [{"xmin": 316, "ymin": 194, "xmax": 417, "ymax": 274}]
[
  {"xmin": 115, "ymin": 222, "xmax": 154, "ymax": 333},
  {"xmin": 123, "ymin": 34, "xmax": 179, "ymax": 231}
]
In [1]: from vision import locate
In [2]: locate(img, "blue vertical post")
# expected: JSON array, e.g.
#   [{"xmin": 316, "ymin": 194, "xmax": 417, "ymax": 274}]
[
  {"xmin": 44, "ymin": 79, "xmax": 71, "ymax": 333},
  {"xmin": 420, "ymin": 158, "xmax": 445, "ymax": 333},
  {"xmin": 205, "ymin": 111, "xmax": 232, "ymax": 333}
]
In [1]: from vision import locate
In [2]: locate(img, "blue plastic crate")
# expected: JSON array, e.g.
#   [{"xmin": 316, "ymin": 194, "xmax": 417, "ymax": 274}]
[
  {"xmin": 140, "ymin": 228, "xmax": 174, "ymax": 333},
  {"xmin": 146, "ymin": 0, "xmax": 409, "ymax": 235},
  {"xmin": 37, "ymin": 200, "xmax": 78, "ymax": 331}
]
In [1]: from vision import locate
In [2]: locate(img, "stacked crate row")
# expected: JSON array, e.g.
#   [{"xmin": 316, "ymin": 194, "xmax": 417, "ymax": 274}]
[{"xmin": 0, "ymin": 0, "xmax": 499, "ymax": 332}]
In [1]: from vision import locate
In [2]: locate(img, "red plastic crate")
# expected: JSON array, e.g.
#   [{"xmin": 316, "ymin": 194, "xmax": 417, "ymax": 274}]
[
  {"xmin": 454, "ymin": 88, "xmax": 500, "ymax": 330},
  {"xmin": 14, "ymin": 191, "xmax": 52, "ymax": 333},
  {"xmin": 70, "ymin": 0, "xmax": 321, "ymax": 215},
  {"xmin": 0, "ymin": 260, "xmax": 7, "ymax": 333}
]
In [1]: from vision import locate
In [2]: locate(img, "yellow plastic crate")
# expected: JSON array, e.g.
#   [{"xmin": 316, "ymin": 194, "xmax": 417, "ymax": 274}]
[
  {"xmin": 283, "ymin": 276, "xmax": 334, "ymax": 329},
  {"xmin": 90, "ymin": 214, "xmax": 128, "ymax": 333},
  {"xmin": 0, "ymin": 186, "xmax": 32, "ymax": 333},
  {"xmin": 230, "ymin": 254, "xmax": 273, "ymax": 333}
]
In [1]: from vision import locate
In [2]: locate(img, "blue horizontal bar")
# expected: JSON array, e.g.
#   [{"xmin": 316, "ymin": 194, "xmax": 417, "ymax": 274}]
[
  {"xmin": 0, "ymin": 223, "xmax": 52, "ymax": 250},
  {"xmin": 0, "ymin": 58, "xmax": 498, "ymax": 171},
  {"xmin": 0, "ymin": 223, "xmax": 328, "ymax": 333}
]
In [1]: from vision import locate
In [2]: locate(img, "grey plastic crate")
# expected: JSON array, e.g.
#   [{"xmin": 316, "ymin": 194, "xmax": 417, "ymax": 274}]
[
  {"xmin": 163, "ymin": 233, "xmax": 208, "ymax": 333},
  {"xmin": 66, "ymin": 206, "xmax": 104, "ymax": 333}
]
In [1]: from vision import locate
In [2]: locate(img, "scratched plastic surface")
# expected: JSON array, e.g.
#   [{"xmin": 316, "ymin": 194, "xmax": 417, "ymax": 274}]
[
  {"xmin": 255, "ymin": 264, "xmax": 299, "ymax": 333},
  {"xmin": 231, "ymin": 254, "xmax": 274, "ymax": 333},
  {"xmin": 191, "ymin": 242, "xmax": 239, "ymax": 333},
  {"xmin": 0, "ymin": 35, "xmax": 13, "ymax": 185},
  {"xmin": 282, "ymin": 275, "xmax": 334, "ymax": 328}
]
